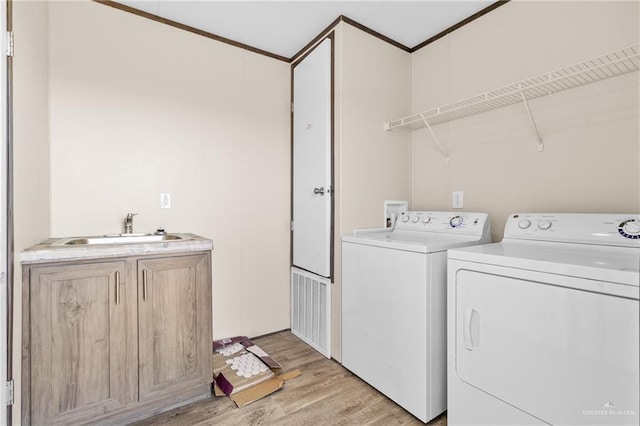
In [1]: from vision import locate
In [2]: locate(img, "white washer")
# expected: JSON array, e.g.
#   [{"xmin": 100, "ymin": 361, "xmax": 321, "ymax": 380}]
[
  {"xmin": 447, "ymin": 213, "xmax": 640, "ymax": 426},
  {"xmin": 342, "ymin": 211, "xmax": 491, "ymax": 422}
]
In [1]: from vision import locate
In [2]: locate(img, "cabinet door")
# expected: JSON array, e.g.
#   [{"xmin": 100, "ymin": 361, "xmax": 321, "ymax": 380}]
[
  {"xmin": 138, "ymin": 254, "xmax": 212, "ymax": 402},
  {"xmin": 29, "ymin": 261, "xmax": 128, "ymax": 425}
]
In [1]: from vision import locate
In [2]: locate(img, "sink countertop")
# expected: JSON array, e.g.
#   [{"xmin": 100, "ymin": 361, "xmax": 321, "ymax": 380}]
[{"xmin": 20, "ymin": 233, "xmax": 214, "ymax": 264}]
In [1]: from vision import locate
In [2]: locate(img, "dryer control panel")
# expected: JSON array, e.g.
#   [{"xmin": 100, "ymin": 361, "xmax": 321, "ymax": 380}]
[
  {"xmin": 396, "ymin": 211, "xmax": 490, "ymax": 241},
  {"xmin": 505, "ymin": 213, "xmax": 640, "ymax": 247}
]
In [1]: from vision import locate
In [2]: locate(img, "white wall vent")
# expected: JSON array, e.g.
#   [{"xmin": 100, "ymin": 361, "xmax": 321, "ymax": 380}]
[{"xmin": 291, "ymin": 267, "xmax": 331, "ymax": 358}]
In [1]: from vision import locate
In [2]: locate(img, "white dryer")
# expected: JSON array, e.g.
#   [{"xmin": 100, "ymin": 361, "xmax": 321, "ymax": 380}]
[
  {"xmin": 342, "ymin": 211, "xmax": 490, "ymax": 422},
  {"xmin": 447, "ymin": 213, "xmax": 639, "ymax": 425}
]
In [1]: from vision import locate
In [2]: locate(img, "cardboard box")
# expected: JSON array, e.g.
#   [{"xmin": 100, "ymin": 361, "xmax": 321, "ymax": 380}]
[
  {"xmin": 212, "ymin": 336, "xmax": 300, "ymax": 407},
  {"xmin": 226, "ymin": 369, "xmax": 301, "ymax": 407}
]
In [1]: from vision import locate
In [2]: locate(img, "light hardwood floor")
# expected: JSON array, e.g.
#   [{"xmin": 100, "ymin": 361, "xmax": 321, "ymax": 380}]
[{"xmin": 133, "ymin": 331, "xmax": 447, "ymax": 425}]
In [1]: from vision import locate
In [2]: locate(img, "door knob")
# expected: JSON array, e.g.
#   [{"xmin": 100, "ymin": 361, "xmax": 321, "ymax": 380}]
[{"xmin": 313, "ymin": 187, "xmax": 325, "ymax": 196}]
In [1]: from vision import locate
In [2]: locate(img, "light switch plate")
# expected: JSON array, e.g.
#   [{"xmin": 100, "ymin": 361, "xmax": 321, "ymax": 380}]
[{"xmin": 160, "ymin": 193, "xmax": 171, "ymax": 209}]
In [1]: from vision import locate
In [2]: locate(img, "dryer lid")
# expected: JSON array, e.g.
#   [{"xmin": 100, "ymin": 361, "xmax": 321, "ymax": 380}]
[{"xmin": 449, "ymin": 240, "xmax": 639, "ymax": 287}]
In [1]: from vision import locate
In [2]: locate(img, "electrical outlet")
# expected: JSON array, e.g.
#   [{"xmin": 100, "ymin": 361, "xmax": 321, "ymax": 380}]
[
  {"xmin": 160, "ymin": 193, "xmax": 171, "ymax": 209},
  {"xmin": 453, "ymin": 191, "xmax": 464, "ymax": 209}
]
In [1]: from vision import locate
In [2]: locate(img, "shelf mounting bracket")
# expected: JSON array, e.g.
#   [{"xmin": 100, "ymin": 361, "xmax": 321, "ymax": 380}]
[
  {"xmin": 519, "ymin": 84, "xmax": 544, "ymax": 152},
  {"xmin": 421, "ymin": 115, "xmax": 450, "ymax": 163}
]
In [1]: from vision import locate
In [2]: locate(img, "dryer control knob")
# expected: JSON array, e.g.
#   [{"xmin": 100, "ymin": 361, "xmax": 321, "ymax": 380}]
[
  {"xmin": 450, "ymin": 216, "xmax": 463, "ymax": 228},
  {"xmin": 411, "ymin": 215, "xmax": 420, "ymax": 223},
  {"xmin": 518, "ymin": 219, "xmax": 531, "ymax": 229},
  {"xmin": 401, "ymin": 215, "xmax": 409, "ymax": 223},
  {"xmin": 422, "ymin": 216, "xmax": 431, "ymax": 224},
  {"xmin": 538, "ymin": 220, "xmax": 552, "ymax": 230},
  {"xmin": 621, "ymin": 220, "xmax": 640, "ymax": 237}
]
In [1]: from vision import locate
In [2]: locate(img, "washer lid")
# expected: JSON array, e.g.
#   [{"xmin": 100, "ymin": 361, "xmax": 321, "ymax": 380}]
[
  {"xmin": 342, "ymin": 211, "xmax": 491, "ymax": 253},
  {"xmin": 342, "ymin": 229, "xmax": 483, "ymax": 253},
  {"xmin": 448, "ymin": 240, "xmax": 640, "ymax": 287}
]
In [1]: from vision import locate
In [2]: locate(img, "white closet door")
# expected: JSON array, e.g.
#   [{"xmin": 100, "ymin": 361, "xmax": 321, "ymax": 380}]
[{"xmin": 292, "ymin": 38, "xmax": 332, "ymax": 278}]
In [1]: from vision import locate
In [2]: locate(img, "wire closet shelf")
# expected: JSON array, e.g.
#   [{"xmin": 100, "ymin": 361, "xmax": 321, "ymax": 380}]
[{"xmin": 385, "ymin": 44, "xmax": 640, "ymax": 132}]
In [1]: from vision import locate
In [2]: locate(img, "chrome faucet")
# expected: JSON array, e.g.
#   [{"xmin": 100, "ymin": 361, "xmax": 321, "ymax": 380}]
[{"xmin": 124, "ymin": 213, "xmax": 138, "ymax": 234}]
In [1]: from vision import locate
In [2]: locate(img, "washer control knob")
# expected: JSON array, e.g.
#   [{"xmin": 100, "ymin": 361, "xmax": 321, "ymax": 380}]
[
  {"xmin": 422, "ymin": 216, "xmax": 431, "ymax": 224},
  {"xmin": 619, "ymin": 219, "xmax": 640, "ymax": 239},
  {"xmin": 450, "ymin": 216, "xmax": 463, "ymax": 228},
  {"xmin": 623, "ymin": 221, "xmax": 640, "ymax": 235},
  {"xmin": 411, "ymin": 215, "xmax": 420, "ymax": 223},
  {"xmin": 538, "ymin": 220, "xmax": 552, "ymax": 230},
  {"xmin": 518, "ymin": 219, "xmax": 531, "ymax": 229},
  {"xmin": 401, "ymin": 215, "xmax": 409, "ymax": 223}
]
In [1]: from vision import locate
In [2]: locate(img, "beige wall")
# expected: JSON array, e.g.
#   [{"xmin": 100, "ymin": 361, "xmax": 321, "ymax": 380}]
[
  {"xmin": 48, "ymin": 2, "xmax": 291, "ymax": 339},
  {"xmin": 332, "ymin": 22, "xmax": 411, "ymax": 360},
  {"xmin": 411, "ymin": 0, "xmax": 640, "ymax": 241},
  {"xmin": 13, "ymin": 0, "xmax": 51, "ymax": 420}
]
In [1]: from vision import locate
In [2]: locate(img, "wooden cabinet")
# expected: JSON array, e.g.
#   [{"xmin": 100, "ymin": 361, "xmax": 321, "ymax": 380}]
[
  {"xmin": 27, "ymin": 261, "xmax": 130, "ymax": 425},
  {"xmin": 22, "ymin": 252, "xmax": 212, "ymax": 425},
  {"xmin": 137, "ymin": 254, "xmax": 211, "ymax": 402}
]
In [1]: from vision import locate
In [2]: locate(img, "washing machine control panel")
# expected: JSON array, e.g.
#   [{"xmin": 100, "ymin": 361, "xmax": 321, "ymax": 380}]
[
  {"xmin": 395, "ymin": 211, "xmax": 489, "ymax": 236},
  {"xmin": 505, "ymin": 213, "xmax": 640, "ymax": 247}
]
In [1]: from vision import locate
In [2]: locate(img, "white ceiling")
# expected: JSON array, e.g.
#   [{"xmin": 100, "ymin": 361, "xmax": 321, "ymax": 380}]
[{"xmin": 116, "ymin": 1, "xmax": 496, "ymax": 59}]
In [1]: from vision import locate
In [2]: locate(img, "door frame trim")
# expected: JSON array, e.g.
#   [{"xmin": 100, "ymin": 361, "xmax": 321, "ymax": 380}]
[{"xmin": 4, "ymin": 0, "xmax": 13, "ymax": 423}]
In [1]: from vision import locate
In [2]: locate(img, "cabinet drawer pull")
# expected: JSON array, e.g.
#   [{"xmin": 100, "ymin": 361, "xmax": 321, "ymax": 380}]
[
  {"xmin": 143, "ymin": 270, "xmax": 148, "ymax": 301},
  {"xmin": 115, "ymin": 271, "xmax": 121, "ymax": 305}
]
